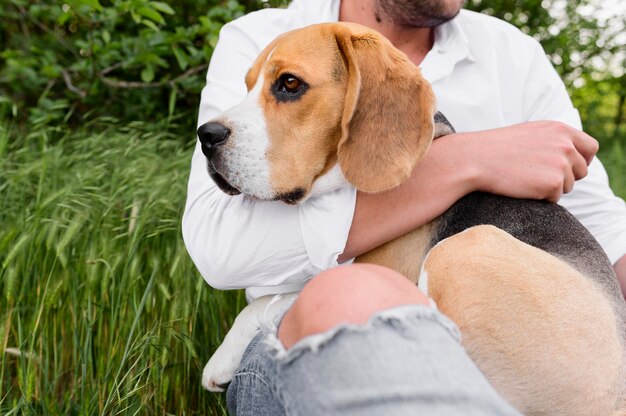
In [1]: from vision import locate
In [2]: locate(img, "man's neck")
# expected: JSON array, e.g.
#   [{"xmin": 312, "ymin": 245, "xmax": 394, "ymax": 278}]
[{"xmin": 338, "ymin": 0, "xmax": 435, "ymax": 66}]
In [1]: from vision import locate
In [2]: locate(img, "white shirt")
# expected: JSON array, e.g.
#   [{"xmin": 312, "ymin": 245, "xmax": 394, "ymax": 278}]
[{"xmin": 183, "ymin": 0, "xmax": 626, "ymax": 299}]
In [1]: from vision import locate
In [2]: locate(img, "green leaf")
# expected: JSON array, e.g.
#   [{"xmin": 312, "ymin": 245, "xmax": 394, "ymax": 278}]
[
  {"xmin": 168, "ymin": 87, "xmax": 177, "ymax": 117},
  {"xmin": 172, "ymin": 46, "xmax": 188, "ymax": 70},
  {"xmin": 57, "ymin": 10, "xmax": 72, "ymax": 25},
  {"xmin": 141, "ymin": 19, "xmax": 160, "ymax": 31},
  {"xmin": 130, "ymin": 10, "xmax": 141, "ymax": 23},
  {"xmin": 151, "ymin": 2, "xmax": 175, "ymax": 15},
  {"xmin": 76, "ymin": 0, "xmax": 103, "ymax": 11},
  {"xmin": 154, "ymin": 55, "xmax": 169, "ymax": 68},
  {"xmin": 137, "ymin": 6, "xmax": 165, "ymax": 25},
  {"xmin": 102, "ymin": 30, "xmax": 111, "ymax": 44},
  {"xmin": 199, "ymin": 16, "xmax": 211, "ymax": 28},
  {"xmin": 141, "ymin": 64, "xmax": 155, "ymax": 83}
]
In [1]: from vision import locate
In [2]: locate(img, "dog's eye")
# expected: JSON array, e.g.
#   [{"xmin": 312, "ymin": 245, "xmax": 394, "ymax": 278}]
[{"xmin": 273, "ymin": 73, "xmax": 308, "ymax": 102}]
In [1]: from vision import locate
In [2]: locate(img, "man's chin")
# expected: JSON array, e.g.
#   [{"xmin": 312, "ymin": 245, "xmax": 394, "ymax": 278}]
[{"xmin": 377, "ymin": 0, "xmax": 465, "ymax": 28}]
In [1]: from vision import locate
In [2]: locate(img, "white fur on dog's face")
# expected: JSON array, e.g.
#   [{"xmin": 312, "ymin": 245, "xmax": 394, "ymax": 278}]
[
  {"xmin": 211, "ymin": 74, "xmax": 275, "ymax": 200},
  {"xmin": 309, "ymin": 164, "xmax": 349, "ymax": 197}
]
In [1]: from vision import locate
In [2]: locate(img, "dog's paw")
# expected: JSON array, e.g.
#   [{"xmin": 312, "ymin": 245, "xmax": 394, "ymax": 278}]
[
  {"xmin": 201, "ymin": 293, "xmax": 298, "ymax": 393},
  {"xmin": 201, "ymin": 312, "xmax": 265, "ymax": 392},
  {"xmin": 201, "ymin": 343, "xmax": 242, "ymax": 392}
]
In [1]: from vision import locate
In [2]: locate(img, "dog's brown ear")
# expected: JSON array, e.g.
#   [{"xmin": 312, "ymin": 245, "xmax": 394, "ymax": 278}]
[{"xmin": 334, "ymin": 24, "xmax": 435, "ymax": 193}]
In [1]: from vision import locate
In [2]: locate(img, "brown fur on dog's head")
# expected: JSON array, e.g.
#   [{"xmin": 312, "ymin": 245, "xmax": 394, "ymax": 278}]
[{"xmin": 206, "ymin": 23, "xmax": 435, "ymax": 202}]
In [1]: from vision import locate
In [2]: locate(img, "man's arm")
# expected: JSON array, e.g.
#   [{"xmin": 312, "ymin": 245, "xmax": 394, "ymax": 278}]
[{"xmin": 340, "ymin": 121, "xmax": 597, "ymax": 260}]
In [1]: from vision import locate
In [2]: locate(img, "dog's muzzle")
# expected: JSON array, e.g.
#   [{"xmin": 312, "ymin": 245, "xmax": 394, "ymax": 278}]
[{"xmin": 197, "ymin": 122, "xmax": 241, "ymax": 196}]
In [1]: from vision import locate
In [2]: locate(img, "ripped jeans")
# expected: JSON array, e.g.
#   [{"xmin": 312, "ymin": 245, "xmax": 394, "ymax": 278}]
[{"xmin": 226, "ymin": 304, "xmax": 521, "ymax": 416}]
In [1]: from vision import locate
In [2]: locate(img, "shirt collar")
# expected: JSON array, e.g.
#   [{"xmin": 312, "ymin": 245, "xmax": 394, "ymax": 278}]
[
  {"xmin": 434, "ymin": 12, "xmax": 475, "ymax": 59},
  {"xmin": 421, "ymin": 11, "xmax": 476, "ymax": 83},
  {"xmin": 288, "ymin": 0, "xmax": 340, "ymax": 24}
]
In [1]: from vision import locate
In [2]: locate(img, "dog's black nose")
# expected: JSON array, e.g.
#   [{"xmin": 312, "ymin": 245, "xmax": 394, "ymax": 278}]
[{"xmin": 197, "ymin": 122, "xmax": 230, "ymax": 149}]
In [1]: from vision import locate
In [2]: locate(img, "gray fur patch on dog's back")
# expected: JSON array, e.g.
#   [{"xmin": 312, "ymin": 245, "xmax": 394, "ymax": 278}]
[
  {"xmin": 434, "ymin": 111, "xmax": 455, "ymax": 138},
  {"xmin": 431, "ymin": 192, "xmax": 623, "ymax": 307}
]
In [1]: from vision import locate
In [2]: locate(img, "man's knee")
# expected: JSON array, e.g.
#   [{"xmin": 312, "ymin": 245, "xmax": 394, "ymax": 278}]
[{"xmin": 278, "ymin": 263, "xmax": 430, "ymax": 349}]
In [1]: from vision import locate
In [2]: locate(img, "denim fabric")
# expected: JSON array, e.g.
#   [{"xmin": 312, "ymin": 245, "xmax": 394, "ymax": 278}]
[{"xmin": 227, "ymin": 304, "xmax": 521, "ymax": 416}]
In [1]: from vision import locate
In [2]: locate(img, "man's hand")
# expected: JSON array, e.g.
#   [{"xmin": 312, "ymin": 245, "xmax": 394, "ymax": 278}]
[{"xmin": 452, "ymin": 121, "xmax": 599, "ymax": 203}]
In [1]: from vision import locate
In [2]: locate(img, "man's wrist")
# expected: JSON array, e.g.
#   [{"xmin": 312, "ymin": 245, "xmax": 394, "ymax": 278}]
[{"xmin": 433, "ymin": 132, "xmax": 482, "ymax": 195}]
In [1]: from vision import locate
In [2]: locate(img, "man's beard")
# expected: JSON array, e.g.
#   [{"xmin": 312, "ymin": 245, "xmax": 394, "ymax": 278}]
[{"xmin": 376, "ymin": 0, "xmax": 465, "ymax": 28}]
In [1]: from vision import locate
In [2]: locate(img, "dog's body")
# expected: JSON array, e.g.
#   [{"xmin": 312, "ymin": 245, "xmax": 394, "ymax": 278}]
[{"xmin": 197, "ymin": 22, "xmax": 626, "ymax": 414}]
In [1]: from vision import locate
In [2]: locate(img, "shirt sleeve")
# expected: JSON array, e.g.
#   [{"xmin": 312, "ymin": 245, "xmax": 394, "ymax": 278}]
[
  {"xmin": 182, "ymin": 22, "xmax": 356, "ymax": 293},
  {"xmin": 522, "ymin": 39, "xmax": 626, "ymax": 264}
]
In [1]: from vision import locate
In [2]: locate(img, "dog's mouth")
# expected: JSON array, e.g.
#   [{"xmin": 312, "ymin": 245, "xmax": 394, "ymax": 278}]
[
  {"xmin": 205, "ymin": 153, "xmax": 307, "ymax": 204},
  {"xmin": 207, "ymin": 160, "xmax": 241, "ymax": 196},
  {"xmin": 272, "ymin": 188, "xmax": 306, "ymax": 205}
]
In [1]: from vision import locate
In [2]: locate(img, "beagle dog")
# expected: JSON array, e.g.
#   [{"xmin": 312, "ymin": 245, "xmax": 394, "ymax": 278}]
[{"xmin": 197, "ymin": 22, "xmax": 626, "ymax": 415}]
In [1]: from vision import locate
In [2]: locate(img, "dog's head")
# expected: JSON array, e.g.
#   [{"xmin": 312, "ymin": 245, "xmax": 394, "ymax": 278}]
[{"xmin": 198, "ymin": 22, "xmax": 436, "ymax": 204}]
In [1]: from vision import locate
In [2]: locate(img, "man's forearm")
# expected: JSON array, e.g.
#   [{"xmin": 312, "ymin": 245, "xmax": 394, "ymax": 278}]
[
  {"xmin": 339, "ymin": 121, "xmax": 598, "ymax": 262},
  {"xmin": 339, "ymin": 134, "xmax": 476, "ymax": 261}
]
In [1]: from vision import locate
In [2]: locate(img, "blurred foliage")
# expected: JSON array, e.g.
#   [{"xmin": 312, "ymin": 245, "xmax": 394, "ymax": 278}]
[
  {"xmin": 0, "ymin": 0, "xmax": 623, "ymax": 149},
  {"xmin": 465, "ymin": 0, "xmax": 626, "ymax": 150},
  {"xmin": 466, "ymin": 0, "xmax": 616, "ymax": 82},
  {"xmin": 1, "ymin": 0, "xmax": 251, "ymax": 131}
]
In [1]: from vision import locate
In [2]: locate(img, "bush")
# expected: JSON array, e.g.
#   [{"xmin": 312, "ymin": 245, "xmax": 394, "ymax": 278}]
[{"xmin": 0, "ymin": 0, "xmax": 286, "ymax": 131}]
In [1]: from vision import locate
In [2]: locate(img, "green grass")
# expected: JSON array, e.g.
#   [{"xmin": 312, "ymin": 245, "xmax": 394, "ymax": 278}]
[
  {"xmin": 0, "ymin": 116, "xmax": 624, "ymax": 415},
  {"xmin": 0, "ymin": 119, "xmax": 243, "ymax": 415}
]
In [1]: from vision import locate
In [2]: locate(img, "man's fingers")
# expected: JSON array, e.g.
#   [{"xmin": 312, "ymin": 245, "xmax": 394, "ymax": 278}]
[
  {"xmin": 546, "ymin": 188, "xmax": 563, "ymax": 203},
  {"xmin": 563, "ymin": 169, "xmax": 575, "ymax": 194},
  {"xmin": 572, "ymin": 130, "xmax": 599, "ymax": 165},
  {"xmin": 571, "ymin": 150, "xmax": 589, "ymax": 181},
  {"xmin": 466, "ymin": 121, "xmax": 599, "ymax": 203}
]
